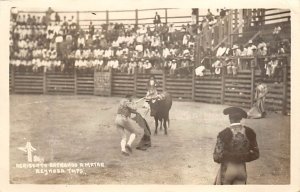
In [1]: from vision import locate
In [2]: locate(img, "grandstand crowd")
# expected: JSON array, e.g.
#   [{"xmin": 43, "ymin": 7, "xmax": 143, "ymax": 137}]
[{"xmin": 9, "ymin": 8, "xmax": 290, "ymax": 82}]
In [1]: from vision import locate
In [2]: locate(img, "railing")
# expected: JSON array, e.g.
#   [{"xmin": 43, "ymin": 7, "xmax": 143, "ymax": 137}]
[{"xmin": 9, "ymin": 54, "xmax": 290, "ymax": 114}]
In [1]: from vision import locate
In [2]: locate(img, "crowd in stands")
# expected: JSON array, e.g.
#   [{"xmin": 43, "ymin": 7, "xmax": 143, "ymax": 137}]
[
  {"xmin": 9, "ymin": 8, "xmax": 291, "ymax": 82},
  {"xmin": 10, "ymin": 7, "xmax": 197, "ymax": 76},
  {"xmin": 195, "ymin": 21, "xmax": 290, "ymax": 83}
]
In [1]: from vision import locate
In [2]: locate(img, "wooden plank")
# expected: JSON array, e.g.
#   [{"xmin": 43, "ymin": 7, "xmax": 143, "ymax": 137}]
[
  {"xmin": 46, "ymin": 75, "xmax": 75, "ymax": 78},
  {"xmin": 77, "ymin": 84, "xmax": 94, "ymax": 87},
  {"xmin": 15, "ymin": 76, "xmax": 44, "ymax": 80},
  {"xmin": 112, "ymin": 87, "xmax": 134, "ymax": 91},
  {"xmin": 77, "ymin": 77, "xmax": 94, "ymax": 80},
  {"xmin": 195, "ymin": 92, "xmax": 221, "ymax": 98},
  {"xmin": 47, "ymin": 82, "xmax": 76, "ymax": 86},
  {"xmin": 195, "ymin": 81, "xmax": 222, "ymax": 85},
  {"xmin": 14, "ymin": 79, "xmax": 43, "ymax": 83},
  {"xmin": 77, "ymin": 81, "xmax": 94, "ymax": 84},
  {"xmin": 113, "ymin": 76, "xmax": 135, "ymax": 80},
  {"xmin": 165, "ymin": 86, "xmax": 192, "ymax": 91},
  {"xmin": 195, "ymin": 89, "xmax": 221, "ymax": 94},
  {"xmin": 14, "ymin": 90, "xmax": 43, "ymax": 94},
  {"xmin": 225, "ymin": 83, "xmax": 252, "ymax": 88},
  {"xmin": 225, "ymin": 88, "xmax": 251, "ymax": 93},
  {"xmin": 224, "ymin": 101, "xmax": 250, "ymax": 108},
  {"xmin": 165, "ymin": 82, "xmax": 193, "ymax": 86},
  {"xmin": 195, "ymin": 83, "xmax": 222, "ymax": 88},
  {"xmin": 224, "ymin": 97, "xmax": 251, "ymax": 103},
  {"xmin": 225, "ymin": 79, "xmax": 252, "ymax": 83},
  {"xmin": 14, "ymin": 82, "xmax": 43, "ymax": 87},
  {"xmin": 113, "ymin": 79, "xmax": 135, "ymax": 83}
]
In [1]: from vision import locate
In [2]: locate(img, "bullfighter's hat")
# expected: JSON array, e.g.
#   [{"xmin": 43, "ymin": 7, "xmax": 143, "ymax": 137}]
[{"xmin": 223, "ymin": 107, "xmax": 247, "ymax": 120}]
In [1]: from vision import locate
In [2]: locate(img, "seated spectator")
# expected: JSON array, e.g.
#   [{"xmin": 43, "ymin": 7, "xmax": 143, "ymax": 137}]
[
  {"xmin": 170, "ymin": 59, "xmax": 177, "ymax": 76},
  {"xmin": 112, "ymin": 57, "xmax": 119, "ymax": 72},
  {"xmin": 138, "ymin": 58, "xmax": 144, "ymax": 73},
  {"xmin": 128, "ymin": 58, "xmax": 137, "ymax": 74},
  {"xmin": 120, "ymin": 59, "xmax": 129, "ymax": 73},
  {"xmin": 226, "ymin": 58, "xmax": 238, "ymax": 76},
  {"xmin": 211, "ymin": 60, "xmax": 222, "ymax": 76},
  {"xmin": 143, "ymin": 59, "xmax": 152, "ymax": 74},
  {"xmin": 216, "ymin": 43, "xmax": 229, "ymax": 57},
  {"xmin": 246, "ymin": 40, "xmax": 257, "ymax": 56},
  {"xmin": 195, "ymin": 65, "xmax": 205, "ymax": 77}
]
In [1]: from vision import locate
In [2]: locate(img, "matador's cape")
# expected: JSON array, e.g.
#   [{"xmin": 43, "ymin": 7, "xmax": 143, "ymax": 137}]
[{"xmin": 132, "ymin": 112, "xmax": 151, "ymax": 151}]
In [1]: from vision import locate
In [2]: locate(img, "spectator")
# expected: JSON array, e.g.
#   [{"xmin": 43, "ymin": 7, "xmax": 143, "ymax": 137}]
[
  {"xmin": 206, "ymin": 9, "xmax": 214, "ymax": 22},
  {"xmin": 226, "ymin": 58, "xmax": 238, "ymax": 76},
  {"xmin": 216, "ymin": 43, "xmax": 229, "ymax": 57},
  {"xmin": 153, "ymin": 12, "xmax": 161, "ymax": 25},
  {"xmin": 170, "ymin": 59, "xmax": 177, "ymax": 75},
  {"xmin": 89, "ymin": 21, "xmax": 94, "ymax": 36}
]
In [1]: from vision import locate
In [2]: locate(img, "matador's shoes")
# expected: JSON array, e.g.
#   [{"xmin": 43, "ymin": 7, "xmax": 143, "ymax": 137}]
[
  {"xmin": 125, "ymin": 145, "xmax": 133, "ymax": 153},
  {"xmin": 122, "ymin": 151, "xmax": 130, "ymax": 156}
]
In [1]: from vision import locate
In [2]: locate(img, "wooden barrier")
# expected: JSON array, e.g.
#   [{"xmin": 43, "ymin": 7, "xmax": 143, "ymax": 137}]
[
  {"xmin": 111, "ymin": 72, "xmax": 135, "ymax": 97},
  {"xmin": 223, "ymin": 70, "xmax": 253, "ymax": 108},
  {"xmin": 165, "ymin": 74, "xmax": 193, "ymax": 100},
  {"xmin": 46, "ymin": 72, "xmax": 75, "ymax": 95},
  {"xmin": 14, "ymin": 72, "xmax": 44, "ymax": 94},
  {"xmin": 194, "ymin": 76, "xmax": 222, "ymax": 104},
  {"xmin": 286, "ymin": 66, "xmax": 291, "ymax": 113},
  {"xmin": 135, "ymin": 73, "xmax": 163, "ymax": 98},
  {"xmin": 9, "ymin": 69, "xmax": 13, "ymax": 93},
  {"xmin": 264, "ymin": 83, "xmax": 284, "ymax": 111},
  {"xmin": 76, "ymin": 72, "xmax": 94, "ymax": 95},
  {"xmin": 9, "ymin": 62, "xmax": 291, "ymax": 115}
]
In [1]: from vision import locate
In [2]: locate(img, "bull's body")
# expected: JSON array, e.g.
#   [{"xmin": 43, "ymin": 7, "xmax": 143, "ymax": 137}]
[{"xmin": 148, "ymin": 92, "xmax": 172, "ymax": 135}]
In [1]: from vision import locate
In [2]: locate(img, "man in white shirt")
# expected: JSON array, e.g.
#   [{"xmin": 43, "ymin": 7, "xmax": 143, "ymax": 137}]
[
  {"xmin": 163, "ymin": 46, "xmax": 170, "ymax": 59},
  {"xmin": 135, "ymin": 43, "xmax": 143, "ymax": 57},
  {"xmin": 112, "ymin": 58, "xmax": 120, "ymax": 72},
  {"xmin": 77, "ymin": 35, "xmax": 85, "ymax": 49},
  {"xmin": 75, "ymin": 49, "xmax": 82, "ymax": 59},
  {"xmin": 170, "ymin": 59, "xmax": 177, "ymax": 75},
  {"xmin": 216, "ymin": 43, "xmax": 229, "ymax": 57},
  {"xmin": 246, "ymin": 40, "xmax": 257, "ymax": 56}
]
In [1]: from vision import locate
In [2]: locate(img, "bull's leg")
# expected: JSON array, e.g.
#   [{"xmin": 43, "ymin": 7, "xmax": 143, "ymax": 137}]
[
  {"xmin": 159, "ymin": 120, "xmax": 163, "ymax": 131},
  {"xmin": 154, "ymin": 117, "xmax": 158, "ymax": 135},
  {"xmin": 163, "ymin": 118, "xmax": 168, "ymax": 135}
]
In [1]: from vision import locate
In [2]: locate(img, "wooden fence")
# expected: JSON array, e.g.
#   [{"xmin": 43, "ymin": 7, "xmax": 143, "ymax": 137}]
[{"xmin": 9, "ymin": 64, "xmax": 291, "ymax": 114}]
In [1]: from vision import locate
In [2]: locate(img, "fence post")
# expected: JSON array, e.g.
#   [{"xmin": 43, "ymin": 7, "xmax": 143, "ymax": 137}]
[
  {"xmin": 282, "ymin": 56, "xmax": 288, "ymax": 115},
  {"xmin": 234, "ymin": 9, "xmax": 238, "ymax": 30},
  {"xmin": 192, "ymin": 68, "xmax": 195, "ymax": 101},
  {"xmin": 162, "ymin": 70, "xmax": 166, "ymax": 92},
  {"xmin": 76, "ymin": 11, "xmax": 80, "ymax": 26},
  {"xmin": 43, "ymin": 70, "xmax": 47, "ymax": 94},
  {"xmin": 135, "ymin": 9, "xmax": 138, "ymax": 26},
  {"xmin": 74, "ymin": 69, "xmax": 77, "ymax": 95},
  {"xmin": 221, "ymin": 66, "xmax": 225, "ymax": 104},
  {"xmin": 106, "ymin": 10, "xmax": 109, "ymax": 25},
  {"xmin": 250, "ymin": 57, "xmax": 256, "ymax": 107},
  {"xmin": 165, "ymin": 8, "xmax": 168, "ymax": 24},
  {"xmin": 134, "ymin": 71, "xmax": 137, "ymax": 97}
]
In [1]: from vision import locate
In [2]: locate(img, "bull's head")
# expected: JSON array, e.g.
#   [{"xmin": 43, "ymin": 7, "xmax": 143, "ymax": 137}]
[{"xmin": 147, "ymin": 99, "xmax": 160, "ymax": 117}]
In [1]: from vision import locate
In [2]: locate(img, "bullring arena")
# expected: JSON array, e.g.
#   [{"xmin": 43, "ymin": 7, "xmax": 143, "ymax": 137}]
[{"xmin": 8, "ymin": 7, "xmax": 291, "ymax": 184}]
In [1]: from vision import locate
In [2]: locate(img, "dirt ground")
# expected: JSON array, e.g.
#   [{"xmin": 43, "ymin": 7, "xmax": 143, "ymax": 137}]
[{"xmin": 9, "ymin": 94, "xmax": 290, "ymax": 184}]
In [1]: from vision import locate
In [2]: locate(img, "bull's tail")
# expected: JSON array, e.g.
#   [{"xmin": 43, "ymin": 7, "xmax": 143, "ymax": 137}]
[{"xmin": 167, "ymin": 113, "xmax": 170, "ymax": 129}]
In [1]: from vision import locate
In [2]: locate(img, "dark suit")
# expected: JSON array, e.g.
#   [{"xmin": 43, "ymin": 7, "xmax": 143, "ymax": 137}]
[{"xmin": 213, "ymin": 125, "xmax": 259, "ymax": 184}]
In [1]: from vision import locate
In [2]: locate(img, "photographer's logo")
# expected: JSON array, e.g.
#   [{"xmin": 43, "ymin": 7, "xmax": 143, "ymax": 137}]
[{"xmin": 18, "ymin": 141, "xmax": 44, "ymax": 163}]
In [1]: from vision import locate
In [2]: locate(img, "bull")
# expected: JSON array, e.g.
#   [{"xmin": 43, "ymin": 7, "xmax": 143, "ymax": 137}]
[{"xmin": 147, "ymin": 92, "xmax": 172, "ymax": 135}]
